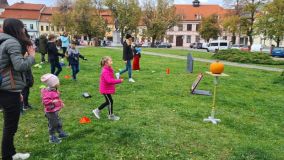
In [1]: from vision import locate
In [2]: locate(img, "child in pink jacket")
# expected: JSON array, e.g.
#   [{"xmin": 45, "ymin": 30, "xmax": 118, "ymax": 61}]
[
  {"xmin": 41, "ymin": 73, "xmax": 68, "ymax": 143},
  {"xmin": 93, "ymin": 56, "xmax": 123, "ymax": 121}
]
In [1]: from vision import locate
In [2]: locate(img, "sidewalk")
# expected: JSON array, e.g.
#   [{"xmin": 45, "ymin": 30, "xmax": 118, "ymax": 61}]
[{"xmin": 107, "ymin": 47, "xmax": 284, "ymax": 72}]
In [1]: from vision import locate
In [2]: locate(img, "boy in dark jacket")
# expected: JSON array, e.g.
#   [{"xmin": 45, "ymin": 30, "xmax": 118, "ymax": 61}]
[
  {"xmin": 115, "ymin": 34, "xmax": 135, "ymax": 82},
  {"xmin": 47, "ymin": 34, "xmax": 65, "ymax": 76},
  {"xmin": 67, "ymin": 41, "xmax": 87, "ymax": 80}
]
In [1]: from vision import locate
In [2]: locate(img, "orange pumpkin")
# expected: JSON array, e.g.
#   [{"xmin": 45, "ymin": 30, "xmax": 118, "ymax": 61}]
[{"xmin": 210, "ymin": 61, "xmax": 224, "ymax": 74}]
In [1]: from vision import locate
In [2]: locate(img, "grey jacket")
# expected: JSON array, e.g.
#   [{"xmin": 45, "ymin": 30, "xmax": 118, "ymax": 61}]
[{"xmin": 0, "ymin": 33, "xmax": 35, "ymax": 92}]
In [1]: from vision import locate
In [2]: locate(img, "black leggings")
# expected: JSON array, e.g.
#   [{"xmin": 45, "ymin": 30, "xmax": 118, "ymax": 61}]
[{"xmin": 98, "ymin": 94, "xmax": 113, "ymax": 115}]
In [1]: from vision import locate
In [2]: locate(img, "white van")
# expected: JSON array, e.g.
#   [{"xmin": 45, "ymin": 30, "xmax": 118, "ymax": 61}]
[{"xmin": 206, "ymin": 40, "xmax": 230, "ymax": 52}]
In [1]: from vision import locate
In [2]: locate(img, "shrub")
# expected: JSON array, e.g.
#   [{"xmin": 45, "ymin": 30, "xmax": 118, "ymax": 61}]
[{"xmin": 212, "ymin": 49, "xmax": 284, "ymax": 65}]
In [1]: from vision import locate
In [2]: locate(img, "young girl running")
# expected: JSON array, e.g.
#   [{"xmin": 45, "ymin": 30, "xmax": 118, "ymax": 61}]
[{"xmin": 93, "ymin": 56, "xmax": 123, "ymax": 121}]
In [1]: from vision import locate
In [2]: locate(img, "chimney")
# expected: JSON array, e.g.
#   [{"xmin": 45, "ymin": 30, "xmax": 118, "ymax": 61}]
[{"xmin": 193, "ymin": 0, "xmax": 200, "ymax": 7}]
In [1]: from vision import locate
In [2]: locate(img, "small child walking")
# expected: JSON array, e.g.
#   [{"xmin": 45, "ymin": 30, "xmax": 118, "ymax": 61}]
[
  {"xmin": 67, "ymin": 41, "xmax": 87, "ymax": 80},
  {"xmin": 132, "ymin": 45, "xmax": 141, "ymax": 71},
  {"xmin": 40, "ymin": 73, "xmax": 68, "ymax": 143},
  {"xmin": 93, "ymin": 56, "xmax": 123, "ymax": 121}
]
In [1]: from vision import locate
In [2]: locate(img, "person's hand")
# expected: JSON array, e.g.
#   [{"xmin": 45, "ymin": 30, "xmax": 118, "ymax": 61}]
[
  {"xmin": 53, "ymin": 100, "xmax": 59, "ymax": 103},
  {"xmin": 20, "ymin": 94, "xmax": 23, "ymax": 102},
  {"xmin": 84, "ymin": 58, "xmax": 87, "ymax": 61},
  {"xmin": 26, "ymin": 45, "xmax": 35, "ymax": 57},
  {"xmin": 120, "ymin": 79, "xmax": 124, "ymax": 82},
  {"xmin": 124, "ymin": 61, "xmax": 127, "ymax": 64}
]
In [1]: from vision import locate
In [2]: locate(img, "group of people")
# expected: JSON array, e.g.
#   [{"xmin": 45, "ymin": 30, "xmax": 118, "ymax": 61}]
[{"xmin": 0, "ymin": 17, "xmax": 141, "ymax": 159}]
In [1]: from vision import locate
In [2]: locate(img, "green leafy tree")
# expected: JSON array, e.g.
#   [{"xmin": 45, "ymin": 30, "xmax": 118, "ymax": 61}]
[
  {"xmin": 222, "ymin": 15, "xmax": 240, "ymax": 44},
  {"xmin": 104, "ymin": 0, "xmax": 141, "ymax": 44},
  {"xmin": 199, "ymin": 15, "xmax": 221, "ymax": 42},
  {"xmin": 142, "ymin": 0, "xmax": 180, "ymax": 47},
  {"xmin": 255, "ymin": 0, "xmax": 284, "ymax": 47}
]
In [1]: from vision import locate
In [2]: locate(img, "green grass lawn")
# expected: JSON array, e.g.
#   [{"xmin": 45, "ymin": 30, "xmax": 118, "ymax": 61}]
[
  {"xmin": 1, "ymin": 47, "xmax": 284, "ymax": 159},
  {"xmin": 142, "ymin": 48, "xmax": 213, "ymax": 59}
]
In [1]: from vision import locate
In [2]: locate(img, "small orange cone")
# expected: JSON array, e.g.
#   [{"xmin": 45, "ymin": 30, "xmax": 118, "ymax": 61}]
[
  {"xmin": 80, "ymin": 116, "xmax": 91, "ymax": 124},
  {"xmin": 64, "ymin": 75, "xmax": 71, "ymax": 79},
  {"xmin": 166, "ymin": 68, "xmax": 170, "ymax": 74}
]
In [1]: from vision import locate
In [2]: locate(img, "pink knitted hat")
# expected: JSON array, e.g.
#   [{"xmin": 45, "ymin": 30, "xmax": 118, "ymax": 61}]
[{"xmin": 41, "ymin": 73, "xmax": 59, "ymax": 87}]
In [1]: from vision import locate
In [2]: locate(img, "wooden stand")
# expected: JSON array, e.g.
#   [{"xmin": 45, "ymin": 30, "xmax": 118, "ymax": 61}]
[{"xmin": 203, "ymin": 72, "xmax": 229, "ymax": 124}]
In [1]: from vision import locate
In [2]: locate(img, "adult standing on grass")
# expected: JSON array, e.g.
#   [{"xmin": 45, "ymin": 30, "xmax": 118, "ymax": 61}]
[
  {"xmin": 116, "ymin": 34, "xmax": 135, "ymax": 82},
  {"xmin": 60, "ymin": 32, "xmax": 70, "ymax": 56},
  {"xmin": 38, "ymin": 34, "xmax": 48, "ymax": 64},
  {"xmin": 0, "ymin": 18, "xmax": 35, "ymax": 160},
  {"xmin": 47, "ymin": 34, "xmax": 65, "ymax": 76}
]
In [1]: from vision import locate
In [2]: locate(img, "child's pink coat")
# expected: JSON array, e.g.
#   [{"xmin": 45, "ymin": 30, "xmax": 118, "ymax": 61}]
[{"xmin": 100, "ymin": 66, "xmax": 122, "ymax": 94}]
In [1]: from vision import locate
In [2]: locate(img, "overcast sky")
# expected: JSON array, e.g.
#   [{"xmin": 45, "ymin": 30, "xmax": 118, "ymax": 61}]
[{"xmin": 7, "ymin": 0, "xmax": 224, "ymax": 6}]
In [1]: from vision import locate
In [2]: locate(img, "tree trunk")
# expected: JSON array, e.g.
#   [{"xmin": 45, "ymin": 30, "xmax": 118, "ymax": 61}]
[
  {"xmin": 120, "ymin": 30, "xmax": 125, "ymax": 45},
  {"xmin": 276, "ymin": 37, "xmax": 280, "ymax": 47},
  {"xmin": 151, "ymin": 36, "xmax": 156, "ymax": 47}
]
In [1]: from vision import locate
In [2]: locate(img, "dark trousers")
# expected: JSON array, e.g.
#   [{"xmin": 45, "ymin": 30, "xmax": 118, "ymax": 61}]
[
  {"xmin": 98, "ymin": 94, "xmax": 113, "ymax": 115},
  {"xmin": 22, "ymin": 86, "xmax": 30, "ymax": 107},
  {"xmin": 40, "ymin": 53, "xmax": 46, "ymax": 62},
  {"xmin": 50, "ymin": 60, "xmax": 62, "ymax": 76},
  {"xmin": 0, "ymin": 90, "xmax": 21, "ymax": 160},
  {"xmin": 119, "ymin": 60, "xmax": 132, "ymax": 78},
  {"xmin": 45, "ymin": 111, "xmax": 63, "ymax": 136},
  {"xmin": 62, "ymin": 47, "xmax": 67, "ymax": 55},
  {"xmin": 71, "ymin": 64, "xmax": 79, "ymax": 80}
]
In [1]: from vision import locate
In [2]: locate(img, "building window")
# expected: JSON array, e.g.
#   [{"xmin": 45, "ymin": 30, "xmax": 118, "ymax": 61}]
[
  {"xmin": 30, "ymin": 24, "xmax": 33, "ymax": 30},
  {"xmin": 51, "ymin": 26, "xmax": 54, "ymax": 31},
  {"xmin": 46, "ymin": 26, "xmax": 49, "ymax": 31},
  {"xmin": 196, "ymin": 24, "xmax": 200, "ymax": 32},
  {"xmin": 24, "ymin": 24, "xmax": 27, "ymax": 28},
  {"xmin": 62, "ymin": 27, "xmax": 64, "ymax": 31},
  {"xmin": 196, "ymin": 35, "xmax": 200, "ymax": 42},
  {"xmin": 41, "ymin": 26, "xmax": 44, "ymax": 31},
  {"xmin": 187, "ymin": 24, "xmax": 192, "ymax": 31},
  {"xmin": 187, "ymin": 35, "xmax": 191, "ymax": 43},
  {"xmin": 178, "ymin": 24, "xmax": 183, "ymax": 31},
  {"xmin": 168, "ymin": 35, "xmax": 173, "ymax": 43},
  {"xmin": 223, "ymin": 36, "xmax": 227, "ymax": 40},
  {"xmin": 56, "ymin": 27, "xmax": 59, "ymax": 32}
]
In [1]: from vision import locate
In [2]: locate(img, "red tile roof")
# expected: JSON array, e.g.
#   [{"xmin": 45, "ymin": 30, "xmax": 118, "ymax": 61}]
[
  {"xmin": 6, "ymin": 2, "xmax": 45, "ymax": 11},
  {"xmin": 42, "ymin": 7, "xmax": 59, "ymax": 15},
  {"xmin": 0, "ymin": 10, "xmax": 41, "ymax": 20},
  {"xmin": 175, "ymin": 4, "xmax": 229, "ymax": 21}
]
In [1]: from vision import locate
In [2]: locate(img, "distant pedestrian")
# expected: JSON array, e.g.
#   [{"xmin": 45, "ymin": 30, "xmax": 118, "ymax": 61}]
[
  {"xmin": 39, "ymin": 34, "xmax": 48, "ymax": 63},
  {"xmin": 132, "ymin": 45, "xmax": 141, "ymax": 71}
]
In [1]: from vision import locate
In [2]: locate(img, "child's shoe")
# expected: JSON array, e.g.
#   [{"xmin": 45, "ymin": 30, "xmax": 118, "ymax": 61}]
[
  {"xmin": 12, "ymin": 153, "xmax": 30, "ymax": 160},
  {"xmin": 129, "ymin": 78, "xmax": 135, "ymax": 83},
  {"xmin": 92, "ymin": 108, "xmax": 101, "ymax": 119},
  {"xmin": 58, "ymin": 132, "xmax": 69, "ymax": 139},
  {"xmin": 115, "ymin": 73, "xmax": 120, "ymax": 79},
  {"xmin": 108, "ymin": 114, "xmax": 120, "ymax": 121},
  {"xmin": 49, "ymin": 135, "xmax": 61, "ymax": 144}
]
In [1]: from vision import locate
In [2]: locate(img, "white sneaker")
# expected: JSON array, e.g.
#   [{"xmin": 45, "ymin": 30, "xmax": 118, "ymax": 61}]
[
  {"xmin": 108, "ymin": 114, "xmax": 120, "ymax": 121},
  {"xmin": 115, "ymin": 73, "xmax": 120, "ymax": 79},
  {"xmin": 12, "ymin": 153, "xmax": 30, "ymax": 160},
  {"xmin": 92, "ymin": 109, "xmax": 100, "ymax": 119},
  {"xmin": 129, "ymin": 78, "xmax": 135, "ymax": 83}
]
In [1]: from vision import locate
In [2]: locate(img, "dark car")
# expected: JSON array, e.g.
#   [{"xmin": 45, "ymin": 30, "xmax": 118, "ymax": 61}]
[
  {"xmin": 271, "ymin": 47, "xmax": 284, "ymax": 57},
  {"xmin": 155, "ymin": 42, "xmax": 172, "ymax": 48},
  {"xmin": 190, "ymin": 42, "xmax": 203, "ymax": 49}
]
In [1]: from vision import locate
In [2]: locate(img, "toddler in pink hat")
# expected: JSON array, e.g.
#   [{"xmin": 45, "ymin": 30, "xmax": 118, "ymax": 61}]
[{"xmin": 40, "ymin": 73, "xmax": 68, "ymax": 144}]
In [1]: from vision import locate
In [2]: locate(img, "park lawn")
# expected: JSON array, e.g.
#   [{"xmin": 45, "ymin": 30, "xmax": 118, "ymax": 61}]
[
  {"xmin": 142, "ymin": 48, "xmax": 284, "ymax": 69},
  {"xmin": 142, "ymin": 48, "xmax": 213, "ymax": 59},
  {"xmin": 0, "ymin": 47, "xmax": 284, "ymax": 160}
]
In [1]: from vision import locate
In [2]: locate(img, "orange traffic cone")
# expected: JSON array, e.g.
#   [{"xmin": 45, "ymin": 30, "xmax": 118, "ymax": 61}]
[
  {"xmin": 166, "ymin": 68, "xmax": 170, "ymax": 74},
  {"xmin": 64, "ymin": 75, "xmax": 71, "ymax": 79},
  {"xmin": 80, "ymin": 116, "xmax": 91, "ymax": 124}
]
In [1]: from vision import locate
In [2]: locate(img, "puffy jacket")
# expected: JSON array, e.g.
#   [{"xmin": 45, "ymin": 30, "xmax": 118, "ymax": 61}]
[
  {"xmin": 60, "ymin": 36, "xmax": 70, "ymax": 48},
  {"xmin": 68, "ymin": 48, "xmax": 85, "ymax": 65},
  {"xmin": 41, "ymin": 88, "xmax": 64, "ymax": 113},
  {"xmin": 0, "ymin": 33, "xmax": 35, "ymax": 91},
  {"xmin": 99, "ymin": 66, "xmax": 122, "ymax": 94},
  {"xmin": 47, "ymin": 41, "xmax": 64, "ymax": 61}
]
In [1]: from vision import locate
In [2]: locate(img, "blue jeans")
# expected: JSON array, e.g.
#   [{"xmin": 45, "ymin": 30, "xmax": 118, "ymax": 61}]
[
  {"xmin": 119, "ymin": 60, "xmax": 132, "ymax": 78},
  {"xmin": 50, "ymin": 60, "xmax": 62, "ymax": 76},
  {"xmin": 71, "ymin": 64, "xmax": 79, "ymax": 80}
]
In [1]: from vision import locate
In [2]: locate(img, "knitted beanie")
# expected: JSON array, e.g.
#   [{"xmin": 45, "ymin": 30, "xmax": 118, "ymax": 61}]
[{"xmin": 41, "ymin": 73, "xmax": 59, "ymax": 87}]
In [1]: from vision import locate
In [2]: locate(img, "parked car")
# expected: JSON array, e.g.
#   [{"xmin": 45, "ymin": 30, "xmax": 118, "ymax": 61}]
[
  {"xmin": 207, "ymin": 40, "xmax": 230, "ymax": 52},
  {"xmin": 190, "ymin": 42, "xmax": 203, "ymax": 49},
  {"xmin": 271, "ymin": 47, "xmax": 284, "ymax": 57},
  {"xmin": 155, "ymin": 42, "xmax": 172, "ymax": 48},
  {"xmin": 251, "ymin": 44, "xmax": 270, "ymax": 53}
]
